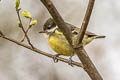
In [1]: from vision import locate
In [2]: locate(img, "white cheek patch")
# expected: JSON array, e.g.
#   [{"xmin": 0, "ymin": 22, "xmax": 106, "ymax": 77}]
[{"xmin": 47, "ymin": 26, "xmax": 57, "ymax": 33}]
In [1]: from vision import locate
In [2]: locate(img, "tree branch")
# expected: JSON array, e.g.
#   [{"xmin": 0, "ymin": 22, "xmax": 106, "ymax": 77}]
[
  {"xmin": 40, "ymin": 0, "xmax": 103, "ymax": 80},
  {"xmin": 40, "ymin": 0, "xmax": 73, "ymax": 45},
  {"xmin": 75, "ymin": 0, "xmax": 95, "ymax": 45},
  {"xmin": 0, "ymin": 31, "xmax": 83, "ymax": 68},
  {"xmin": 74, "ymin": 0, "xmax": 103, "ymax": 79},
  {"xmin": 75, "ymin": 48, "xmax": 102, "ymax": 80}
]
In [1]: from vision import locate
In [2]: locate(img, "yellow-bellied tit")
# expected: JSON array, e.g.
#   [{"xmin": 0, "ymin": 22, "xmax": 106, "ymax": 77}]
[{"xmin": 39, "ymin": 18, "xmax": 105, "ymax": 65}]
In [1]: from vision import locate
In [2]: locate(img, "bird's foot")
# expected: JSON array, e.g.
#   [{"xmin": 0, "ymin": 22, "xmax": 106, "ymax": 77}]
[
  {"xmin": 68, "ymin": 56, "xmax": 73, "ymax": 67},
  {"xmin": 52, "ymin": 54, "xmax": 60, "ymax": 63}
]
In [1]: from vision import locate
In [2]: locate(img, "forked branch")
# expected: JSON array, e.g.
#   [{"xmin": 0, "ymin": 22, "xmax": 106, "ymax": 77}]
[{"xmin": 40, "ymin": 0, "xmax": 103, "ymax": 80}]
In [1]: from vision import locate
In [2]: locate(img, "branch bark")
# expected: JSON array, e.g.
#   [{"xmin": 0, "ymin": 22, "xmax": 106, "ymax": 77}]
[
  {"xmin": 75, "ymin": 0, "xmax": 95, "ymax": 45},
  {"xmin": 74, "ymin": 0, "xmax": 103, "ymax": 79}
]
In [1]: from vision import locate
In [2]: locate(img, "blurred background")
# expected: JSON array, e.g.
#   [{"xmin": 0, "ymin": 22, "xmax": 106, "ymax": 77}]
[{"xmin": 0, "ymin": 0, "xmax": 120, "ymax": 80}]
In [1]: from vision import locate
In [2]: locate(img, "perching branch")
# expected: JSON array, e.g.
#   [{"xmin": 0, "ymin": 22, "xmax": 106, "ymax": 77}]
[
  {"xmin": 0, "ymin": 31, "xmax": 83, "ymax": 68},
  {"xmin": 40, "ymin": 0, "xmax": 103, "ymax": 80}
]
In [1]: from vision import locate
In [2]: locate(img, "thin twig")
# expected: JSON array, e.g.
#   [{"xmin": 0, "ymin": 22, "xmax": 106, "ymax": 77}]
[
  {"xmin": 21, "ymin": 18, "xmax": 32, "ymax": 42},
  {"xmin": 40, "ymin": 0, "xmax": 73, "ymax": 45},
  {"xmin": 0, "ymin": 31, "xmax": 83, "ymax": 68},
  {"xmin": 16, "ymin": 9, "xmax": 34, "ymax": 49},
  {"xmin": 0, "ymin": 31, "xmax": 4, "ymax": 37}
]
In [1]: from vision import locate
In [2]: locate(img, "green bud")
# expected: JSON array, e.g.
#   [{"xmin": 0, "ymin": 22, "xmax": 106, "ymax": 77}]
[
  {"xmin": 15, "ymin": 0, "xmax": 20, "ymax": 10},
  {"xmin": 30, "ymin": 20, "xmax": 37, "ymax": 25},
  {"xmin": 17, "ymin": 20, "xmax": 21, "ymax": 27},
  {"xmin": 17, "ymin": 20, "xmax": 20, "ymax": 25},
  {"xmin": 22, "ymin": 10, "xmax": 32, "ymax": 18}
]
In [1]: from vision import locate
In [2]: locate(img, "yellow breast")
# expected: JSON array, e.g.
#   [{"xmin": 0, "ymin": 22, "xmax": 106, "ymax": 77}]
[{"xmin": 48, "ymin": 33, "xmax": 74, "ymax": 56}]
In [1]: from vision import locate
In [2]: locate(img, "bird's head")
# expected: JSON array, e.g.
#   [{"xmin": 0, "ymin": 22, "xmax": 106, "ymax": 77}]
[{"xmin": 39, "ymin": 18, "xmax": 57, "ymax": 35}]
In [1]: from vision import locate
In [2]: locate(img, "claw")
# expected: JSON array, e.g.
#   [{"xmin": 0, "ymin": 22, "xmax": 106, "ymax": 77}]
[
  {"xmin": 68, "ymin": 57, "xmax": 73, "ymax": 67},
  {"xmin": 68, "ymin": 53, "xmax": 74, "ymax": 67},
  {"xmin": 52, "ymin": 54, "xmax": 60, "ymax": 63}
]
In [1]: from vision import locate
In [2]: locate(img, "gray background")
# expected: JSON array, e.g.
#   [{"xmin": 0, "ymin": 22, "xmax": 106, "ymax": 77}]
[{"xmin": 0, "ymin": 0, "xmax": 120, "ymax": 80}]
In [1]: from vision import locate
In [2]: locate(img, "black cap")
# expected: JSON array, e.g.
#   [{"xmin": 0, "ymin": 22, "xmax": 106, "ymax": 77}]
[{"xmin": 43, "ymin": 18, "xmax": 56, "ymax": 31}]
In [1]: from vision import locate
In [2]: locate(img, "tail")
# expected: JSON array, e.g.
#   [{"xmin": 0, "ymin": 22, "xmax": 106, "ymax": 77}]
[{"xmin": 95, "ymin": 35, "xmax": 105, "ymax": 39}]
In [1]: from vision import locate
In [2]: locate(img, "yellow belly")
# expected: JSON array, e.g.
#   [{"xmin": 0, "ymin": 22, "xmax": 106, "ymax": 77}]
[{"xmin": 48, "ymin": 34, "xmax": 74, "ymax": 56}]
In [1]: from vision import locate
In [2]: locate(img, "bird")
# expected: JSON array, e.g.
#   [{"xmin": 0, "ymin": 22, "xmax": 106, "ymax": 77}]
[{"xmin": 39, "ymin": 18, "xmax": 105, "ymax": 65}]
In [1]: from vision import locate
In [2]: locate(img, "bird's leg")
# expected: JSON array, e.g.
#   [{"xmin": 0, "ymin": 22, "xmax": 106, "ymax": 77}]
[
  {"xmin": 68, "ymin": 53, "xmax": 74, "ymax": 67},
  {"xmin": 52, "ymin": 54, "xmax": 61, "ymax": 63}
]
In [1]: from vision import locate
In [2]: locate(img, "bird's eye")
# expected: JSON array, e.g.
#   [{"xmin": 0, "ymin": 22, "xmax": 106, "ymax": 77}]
[{"xmin": 47, "ymin": 27, "xmax": 51, "ymax": 29}]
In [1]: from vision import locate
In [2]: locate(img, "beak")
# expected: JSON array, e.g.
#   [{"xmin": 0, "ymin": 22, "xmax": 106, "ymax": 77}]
[
  {"xmin": 39, "ymin": 30, "xmax": 47, "ymax": 33},
  {"xmin": 95, "ymin": 35, "xmax": 106, "ymax": 39}
]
